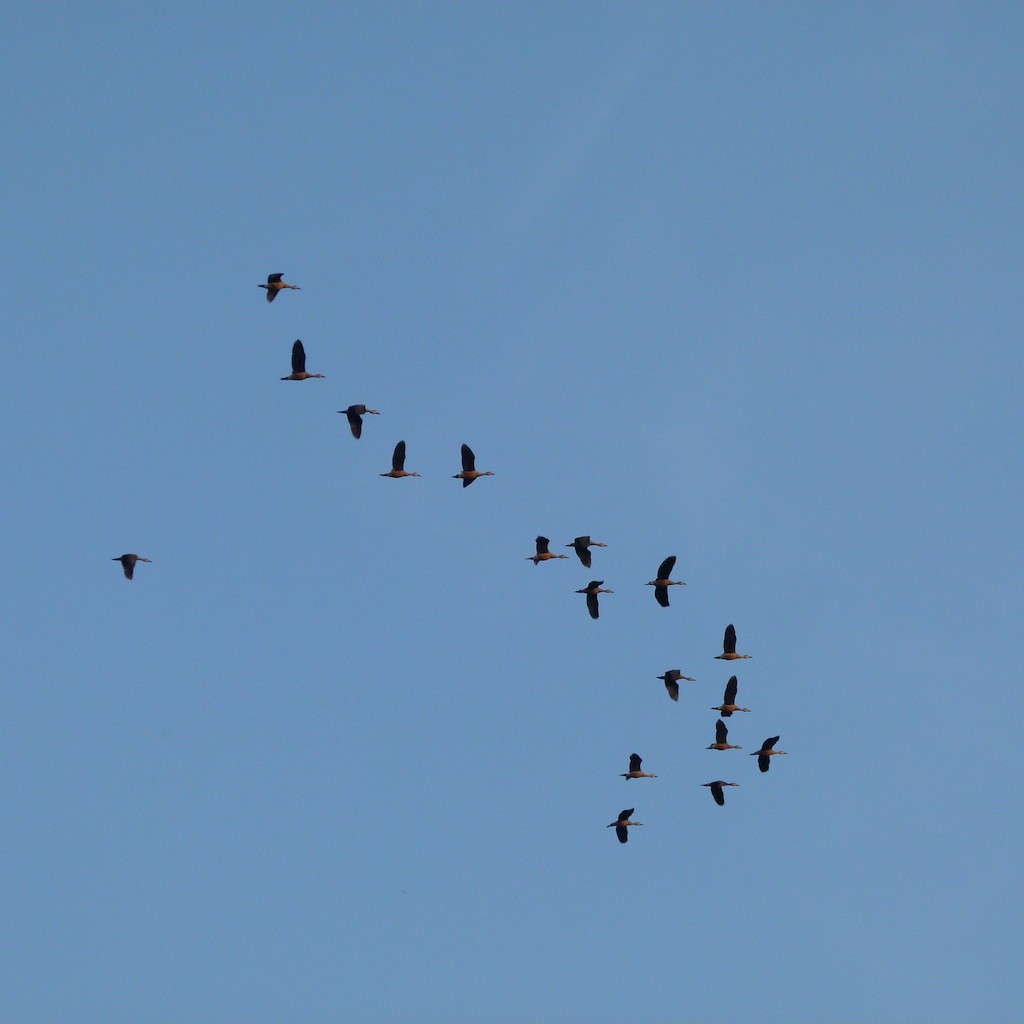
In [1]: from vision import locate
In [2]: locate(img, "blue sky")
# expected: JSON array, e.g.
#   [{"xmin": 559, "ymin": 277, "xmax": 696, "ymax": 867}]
[{"xmin": 2, "ymin": 4, "xmax": 1023, "ymax": 1021}]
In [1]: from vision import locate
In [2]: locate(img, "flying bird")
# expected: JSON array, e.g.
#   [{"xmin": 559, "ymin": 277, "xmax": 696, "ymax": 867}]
[
  {"xmin": 566, "ymin": 536, "xmax": 606, "ymax": 568},
  {"xmin": 711, "ymin": 675, "xmax": 750, "ymax": 717},
  {"xmin": 453, "ymin": 444, "xmax": 494, "ymax": 487},
  {"xmin": 702, "ymin": 781, "xmax": 739, "ymax": 806},
  {"xmin": 607, "ymin": 808, "xmax": 642, "ymax": 843},
  {"xmin": 657, "ymin": 669, "xmax": 695, "ymax": 702},
  {"xmin": 112, "ymin": 554, "xmax": 151, "ymax": 580},
  {"xmin": 621, "ymin": 753, "xmax": 657, "ymax": 780},
  {"xmin": 526, "ymin": 536, "xmax": 569, "ymax": 565},
  {"xmin": 576, "ymin": 580, "xmax": 613, "ymax": 619},
  {"xmin": 646, "ymin": 555, "xmax": 686, "ymax": 607},
  {"xmin": 339, "ymin": 404, "xmax": 379, "ymax": 439},
  {"xmin": 752, "ymin": 736, "xmax": 786, "ymax": 773},
  {"xmin": 259, "ymin": 272, "xmax": 300, "ymax": 302},
  {"xmin": 280, "ymin": 340, "xmax": 324, "ymax": 380},
  {"xmin": 380, "ymin": 440, "xmax": 420, "ymax": 478},
  {"xmin": 707, "ymin": 719, "xmax": 742, "ymax": 751},
  {"xmin": 715, "ymin": 623, "xmax": 751, "ymax": 660}
]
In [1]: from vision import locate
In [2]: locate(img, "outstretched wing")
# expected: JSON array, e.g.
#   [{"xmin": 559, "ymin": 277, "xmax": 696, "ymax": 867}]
[
  {"xmin": 762, "ymin": 736, "xmax": 780, "ymax": 752},
  {"xmin": 267, "ymin": 273, "xmax": 284, "ymax": 284},
  {"xmin": 665, "ymin": 678, "xmax": 679, "ymax": 702},
  {"xmin": 461, "ymin": 444, "xmax": 475, "ymax": 472},
  {"xmin": 616, "ymin": 824, "xmax": 628, "ymax": 843},
  {"xmin": 715, "ymin": 719, "xmax": 728, "ymax": 744},
  {"xmin": 291, "ymin": 340, "xmax": 306, "ymax": 374},
  {"xmin": 710, "ymin": 782, "xmax": 725, "ymax": 806},
  {"xmin": 724, "ymin": 676, "xmax": 738, "ymax": 705},
  {"xmin": 586, "ymin": 592, "xmax": 599, "ymax": 619},
  {"xmin": 758, "ymin": 754, "xmax": 770, "ymax": 773},
  {"xmin": 655, "ymin": 585, "xmax": 669, "ymax": 608},
  {"xmin": 628, "ymin": 753, "xmax": 642, "ymax": 773},
  {"xmin": 657, "ymin": 555, "xmax": 676, "ymax": 580},
  {"xmin": 346, "ymin": 408, "xmax": 363, "ymax": 438},
  {"xmin": 535, "ymin": 536, "xmax": 551, "ymax": 555},
  {"xmin": 392, "ymin": 440, "xmax": 407, "ymax": 472},
  {"xmin": 574, "ymin": 538, "xmax": 592, "ymax": 568},
  {"xmin": 723, "ymin": 623, "xmax": 737, "ymax": 655}
]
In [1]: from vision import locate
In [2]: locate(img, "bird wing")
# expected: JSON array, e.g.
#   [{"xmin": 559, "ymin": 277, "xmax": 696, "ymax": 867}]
[
  {"xmin": 392, "ymin": 440, "xmax": 406, "ymax": 471},
  {"xmin": 462, "ymin": 476, "xmax": 473, "ymax": 488},
  {"xmin": 573, "ymin": 539, "xmax": 592, "ymax": 567},
  {"xmin": 346, "ymin": 408, "xmax": 362, "ymax": 438},
  {"xmin": 666, "ymin": 679, "xmax": 679, "ymax": 701},
  {"xmin": 762, "ymin": 736, "xmax": 780, "ymax": 752},
  {"xmin": 629, "ymin": 753, "xmax": 642, "ymax": 773},
  {"xmin": 619, "ymin": 808, "xmax": 634, "ymax": 822},
  {"xmin": 723, "ymin": 623, "xmax": 737, "ymax": 655},
  {"xmin": 711, "ymin": 783, "xmax": 725, "ymax": 805},
  {"xmin": 655, "ymin": 585, "xmax": 669, "ymax": 608},
  {"xmin": 267, "ymin": 273, "xmax": 283, "ymax": 284},
  {"xmin": 461, "ymin": 444, "xmax": 475, "ymax": 472},
  {"xmin": 120, "ymin": 556, "xmax": 135, "ymax": 579},
  {"xmin": 657, "ymin": 555, "xmax": 676, "ymax": 579},
  {"xmin": 536, "ymin": 536, "xmax": 550, "ymax": 555},
  {"xmin": 586, "ymin": 592, "xmax": 599, "ymax": 619},
  {"xmin": 291, "ymin": 340, "xmax": 306, "ymax": 374},
  {"xmin": 616, "ymin": 824, "xmax": 628, "ymax": 843},
  {"xmin": 724, "ymin": 676, "xmax": 738, "ymax": 705},
  {"xmin": 265, "ymin": 288, "xmax": 277, "ymax": 302},
  {"xmin": 758, "ymin": 754, "xmax": 770, "ymax": 773},
  {"xmin": 715, "ymin": 719, "xmax": 728, "ymax": 744}
]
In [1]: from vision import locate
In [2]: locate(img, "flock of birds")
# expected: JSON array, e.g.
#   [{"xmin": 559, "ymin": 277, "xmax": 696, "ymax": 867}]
[{"xmin": 112, "ymin": 272, "xmax": 788, "ymax": 846}]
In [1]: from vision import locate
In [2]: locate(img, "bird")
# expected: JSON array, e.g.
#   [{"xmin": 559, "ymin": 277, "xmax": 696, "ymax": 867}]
[
  {"xmin": 280, "ymin": 340, "xmax": 324, "ymax": 380},
  {"xmin": 576, "ymin": 581, "xmax": 613, "ymax": 619},
  {"xmin": 621, "ymin": 753, "xmax": 657, "ymax": 780},
  {"xmin": 751, "ymin": 736, "xmax": 786, "ymax": 773},
  {"xmin": 646, "ymin": 555, "xmax": 686, "ymax": 607},
  {"xmin": 453, "ymin": 444, "xmax": 494, "ymax": 487},
  {"xmin": 259, "ymin": 272, "xmax": 300, "ymax": 302},
  {"xmin": 707, "ymin": 719, "xmax": 742, "ymax": 751},
  {"xmin": 702, "ymin": 781, "xmax": 739, "ymax": 806},
  {"xmin": 338, "ymin": 404, "xmax": 379, "ymax": 439},
  {"xmin": 657, "ymin": 669, "xmax": 695, "ymax": 702},
  {"xmin": 380, "ymin": 440, "xmax": 420, "ymax": 478},
  {"xmin": 566, "ymin": 536, "xmax": 606, "ymax": 568},
  {"xmin": 526, "ymin": 536, "xmax": 569, "ymax": 565},
  {"xmin": 112, "ymin": 554, "xmax": 151, "ymax": 580},
  {"xmin": 607, "ymin": 808, "xmax": 642, "ymax": 843},
  {"xmin": 715, "ymin": 623, "xmax": 751, "ymax": 660},
  {"xmin": 711, "ymin": 675, "xmax": 750, "ymax": 717}
]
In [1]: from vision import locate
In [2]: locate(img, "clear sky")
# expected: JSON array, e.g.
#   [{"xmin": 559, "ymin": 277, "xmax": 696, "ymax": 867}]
[{"xmin": 3, "ymin": 4, "xmax": 1023, "ymax": 1021}]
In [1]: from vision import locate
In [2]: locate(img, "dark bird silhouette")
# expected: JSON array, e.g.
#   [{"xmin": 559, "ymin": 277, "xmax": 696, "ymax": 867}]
[
  {"xmin": 259, "ymin": 272, "xmax": 300, "ymax": 302},
  {"xmin": 280, "ymin": 340, "xmax": 324, "ymax": 380},
  {"xmin": 112, "ymin": 554, "xmax": 150, "ymax": 580},
  {"xmin": 703, "ymin": 781, "xmax": 739, "ymax": 806},
  {"xmin": 752, "ymin": 736, "xmax": 786, "ymax": 773},
  {"xmin": 380, "ymin": 440, "xmax": 420, "ymax": 478},
  {"xmin": 646, "ymin": 555, "xmax": 686, "ymax": 607},
  {"xmin": 657, "ymin": 669, "xmax": 695, "ymax": 702},
  {"xmin": 621, "ymin": 753, "xmax": 657, "ymax": 780},
  {"xmin": 607, "ymin": 808, "xmax": 642, "ymax": 843},
  {"xmin": 715, "ymin": 623, "xmax": 751, "ymax": 660},
  {"xmin": 526, "ymin": 536, "xmax": 569, "ymax": 565},
  {"xmin": 338, "ymin": 405, "xmax": 379, "ymax": 439},
  {"xmin": 576, "ymin": 580, "xmax": 612, "ymax": 619},
  {"xmin": 711, "ymin": 675, "xmax": 750, "ymax": 717},
  {"xmin": 566, "ymin": 535, "xmax": 606, "ymax": 568},
  {"xmin": 707, "ymin": 719, "xmax": 742, "ymax": 751},
  {"xmin": 453, "ymin": 444, "xmax": 494, "ymax": 487}
]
